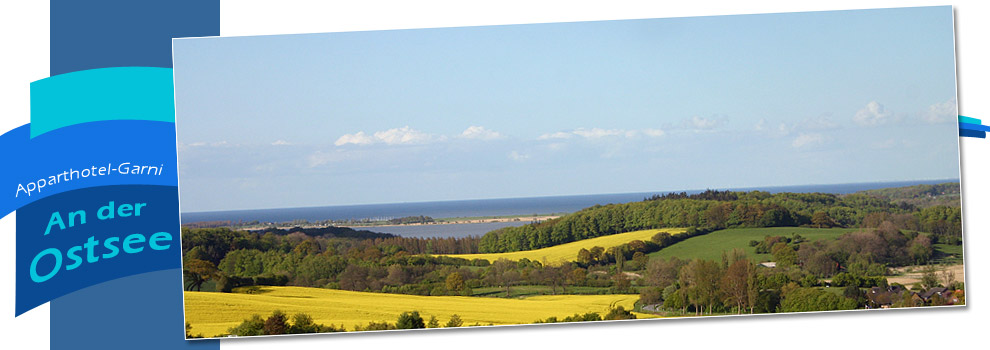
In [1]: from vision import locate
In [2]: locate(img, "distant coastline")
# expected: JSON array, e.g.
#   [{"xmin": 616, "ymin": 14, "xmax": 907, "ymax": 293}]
[
  {"xmin": 181, "ymin": 179, "xmax": 959, "ymax": 226},
  {"xmin": 230, "ymin": 214, "xmax": 562, "ymax": 232}
]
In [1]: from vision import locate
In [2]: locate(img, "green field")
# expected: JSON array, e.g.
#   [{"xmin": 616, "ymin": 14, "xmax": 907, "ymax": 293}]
[
  {"xmin": 440, "ymin": 228, "xmax": 684, "ymax": 264},
  {"xmin": 932, "ymin": 243, "xmax": 964, "ymax": 265},
  {"xmin": 184, "ymin": 286, "xmax": 653, "ymax": 338},
  {"xmin": 647, "ymin": 227, "xmax": 859, "ymax": 262},
  {"xmin": 471, "ymin": 285, "xmax": 611, "ymax": 298}
]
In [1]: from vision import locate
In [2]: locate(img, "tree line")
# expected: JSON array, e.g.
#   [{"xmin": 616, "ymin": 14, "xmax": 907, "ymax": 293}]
[
  {"xmin": 639, "ymin": 220, "xmax": 961, "ymax": 315},
  {"xmin": 478, "ymin": 188, "xmax": 961, "ymax": 253}
]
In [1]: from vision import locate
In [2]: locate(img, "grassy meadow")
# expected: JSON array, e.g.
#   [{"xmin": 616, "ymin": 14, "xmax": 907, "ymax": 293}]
[
  {"xmin": 647, "ymin": 227, "xmax": 859, "ymax": 262},
  {"xmin": 184, "ymin": 286, "xmax": 652, "ymax": 337},
  {"xmin": 440, "ymin": 228, "xmax": 685, "ymax": 263}
]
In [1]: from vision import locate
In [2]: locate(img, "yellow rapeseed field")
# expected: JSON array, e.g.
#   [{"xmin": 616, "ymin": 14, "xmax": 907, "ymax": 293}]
[
  {"xmin": 440, "ymin": 228, "xmax": 685, "ymax": 264},
  {"xmin": 185, "ymin": 286, "xmax": 654, "ymax": 337}
]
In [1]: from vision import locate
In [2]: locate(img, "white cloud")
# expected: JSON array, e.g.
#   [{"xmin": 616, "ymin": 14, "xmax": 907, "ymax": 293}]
[
  {"xmin": 539, "ymin": 127, "xmax": 664, "ymax": 140},
  {"xmin": 508, "ymin": 151, "xmax": 530, "ymax": 161},
  {"xmin": 459, "ymin": 126, "xmax": 503, "ymax": 140},
  {"xmin": 755, "ymin": 118, "xmax": 767, "ymax": 131},
  {"xmin": 374, "ymin": 126, "xmax": 441, "ymax": 145},
  {"xmin": 853, "ymin": 101, "xmax": 893, "ymax": 126},
  {"xmin": 538, "ymin": 131, "xmax": 574, "ymax": 140},
  {"xmin": 778, "ymin": 123, "xmax": 792, "ymax": 135},
  {"xmin": 183, "ymin": 141, "xmax": 230, "ymax": 148},
  {"xmin": 791, "ymin": 133, "xmax": 825, "ymax": 148},
  {"xmin": 690, "ymin": 116, "xmax": 719, "ymax": 129},
  {"xmin": 334, "ymin": 131, "xmax": 375, "ymax": 146},
  {"xmin": 335, "ymin": 126, "xmax": 442, "ymax": 146},
  {"xmin": 271, "ymin": 140, "xmax": 291, "ymax": 146},
  {"xmin": 573, "ymin": 128, "xmax": 624, "ymax": 138},
  {"xmin": 921, "ymin": 98, "xmax": 957, "ymax": 124},
  {"xmin": 642, "ymin": 128, "xmax": 666, "ymax": 137}
]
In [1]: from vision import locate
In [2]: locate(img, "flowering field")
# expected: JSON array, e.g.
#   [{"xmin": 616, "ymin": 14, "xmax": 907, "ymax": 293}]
[
  {"xmin": 184, "ymin": 286, "xmax": 652, "ymax": 337},
  {"xmin": 440, "ymin": 228, "xmax": 685, "ymax": 263}
]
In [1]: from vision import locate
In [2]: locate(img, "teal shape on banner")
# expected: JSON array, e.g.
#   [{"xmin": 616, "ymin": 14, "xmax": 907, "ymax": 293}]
[
  {"xmin": 959, "ymin": 116, "xmax": 981, "ymax": 125},
  {"xmin": 29, "ymin": 67, "xmax": 175, "ymax": 138}
]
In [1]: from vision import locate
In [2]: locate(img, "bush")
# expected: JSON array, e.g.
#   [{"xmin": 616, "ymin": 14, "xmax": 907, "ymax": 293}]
[
  {"xmin": 263, "ymin": 310, "xmax": 288, "ymax": 335},
  {"xmin": 780, "ymin": 287, "xmax": 857, "ymax": 312},
  {"xmin": 445, "ymin": 314, "xmax": 463, "ymax": 328},
  {"xmin": 603, "ymin": 306, "xmax": 636, "ymax": 320},
  {"xmin": 228, "ymin": 315, "xmax": 265, "ymax": 336},
  {"xmin": 356, "ymin": 321, "xmax": 395, "ymax": 331},
  {"xmin": 396, "ymin": 311, "xmax": 426, "ymax": 329}
]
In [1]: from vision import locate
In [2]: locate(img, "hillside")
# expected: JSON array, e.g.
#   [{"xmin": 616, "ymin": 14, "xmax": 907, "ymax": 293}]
[
  {"xmin": 851, "ymin": 182, "xmax": 960, "ymax": 209},
  {"xmin": 442, "ymin": 228, "xmax": 684, "ymax": 263},
  {"xmin": 646, "ymin": 227, "xmax": 858, "ymax": 262}
]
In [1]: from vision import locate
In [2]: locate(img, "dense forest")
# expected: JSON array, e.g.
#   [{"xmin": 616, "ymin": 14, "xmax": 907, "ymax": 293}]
[{"xmin": 478, "ymin": 188, "xmax": 962, "ymax": 253}]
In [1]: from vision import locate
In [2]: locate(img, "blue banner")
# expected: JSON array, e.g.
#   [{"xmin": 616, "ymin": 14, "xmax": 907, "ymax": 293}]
[{"xmin": 16, "ymin": 185, "xmax": 181, "ymax": 315}]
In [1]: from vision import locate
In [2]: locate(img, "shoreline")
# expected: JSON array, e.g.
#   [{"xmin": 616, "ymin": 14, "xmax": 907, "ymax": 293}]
[
  {"xmin": 230, "ymin": 214, "xmax": 561, "ymax": 232},
  {"xmin": 346, "ymin": 215, "xmax": 560, "ymax": 228}
]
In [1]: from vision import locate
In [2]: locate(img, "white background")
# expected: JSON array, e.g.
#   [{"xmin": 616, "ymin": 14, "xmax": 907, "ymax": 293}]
[{"xmin": 1, "ymin": 1, "xmax": 987, "ymax": 349}]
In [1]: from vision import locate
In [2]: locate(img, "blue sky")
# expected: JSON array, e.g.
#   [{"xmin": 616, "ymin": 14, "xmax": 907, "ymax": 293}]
[{"xmin": 173, "ymin": 6, "xmax": 959, "ymax": 212}]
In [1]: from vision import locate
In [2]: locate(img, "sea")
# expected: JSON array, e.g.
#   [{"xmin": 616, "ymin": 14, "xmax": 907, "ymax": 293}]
[{"xmin": 180, "ymin": 179, "xmax": 957, "ymax": 239}]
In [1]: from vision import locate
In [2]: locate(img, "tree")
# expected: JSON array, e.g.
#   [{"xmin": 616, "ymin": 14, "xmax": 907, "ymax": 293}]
[
  {"xmin": 780, "ymin": 287, "xmax": 857, "ymax": 312},
  {"xmin": 356, "ymin": 321, "xmax": 395, "ymax": 331},
  {"xmin": 445, "ymin": 314, "xmax": 463, "ymax": 328},
  {"xmin": 445, "ymin": 272, "xmax": 467, "ymax": 295},
  {"xmin": 663, "ymin": 288, "xmax": 690, "ymax": 313},
  {"xmin": 771, "ymin": 243, "xmax": 798, "ymax": 267},
  {"xmin": 338, "ymin": 265, "xmax": 370, "ymax": 291},
  {"xmin": 263, "ymin": 310, "xmax": 288, "ymax": 335},
  {"xmin": 589, "ymin": 246, "xmax": 606, "ymax": 265},
  {"xmin": 577, "ymin": 248, "xmax": 593, "ymax": 266},
  {"xmin": 611, "ymin": 273, "xmax": 632, "ymax": 293},
  {"xmin": 287, "ymin": 313, "xmax": 340, "ymax": 334},
  {"xmin": 384, "ymin": 264, "xmax": 408, "ymax": 286},
  {"xmin": 811, "ymin": 211, "xmax": 833, "ymax": 228},
  {"xmin": 228, "ymin": 314, "xmax": 265, "ymax": 336},
  {"xmin": 720, "ymin": 258, "xmax": 755, "ymax": 313},
  {"xmin": 639, "ymin": 287, "xmax": 663, "ymax": 305},
  {"xmin": 940, "ymin": 268, "xmax": 956, "ymax": 289},
  {"xmin": 539, "ymin": 264, "xmax": 568, "ymax": 295},
  {"xmin": 603, "ymin": 306, "xmax": 636, "ymax": 320},
  {"xmin": 842, "ymin": 285, "xmax": 866, "ymax": 308},
  {"xmin": 489, "ymin": 259, "xmax": 520, "ymax": 297},
  {"xmin": 218, "ymin": 249, "xmax": 265, "ymax": 277},
  {"xmin": 183, "ymin": 258, "xmax": 219, "ymax": 291},
  {"xmin": 645, "ymin": 257, "xmax": 683, "ymax": 289},
  {"xmin": 908, "ymin": 234, "xmax": 933, "ymax": 264},
  {"xmin": 568, "ymin": 267, "xmax": 588, "ymax": 286},
  {"xmin": 427, "ymin": 315, "xmax": 440, "ymax": 328},
  {"xmin": 292, "ymin": 240, "xmax": 321, "ymax": 255},
  {"xmin": 680, "ymin": 259, "xmax": 722, "ymax": 315},
  {"xmin": 395, "ymin": 311, "xmax": 426, "ymax": 329},
  {"xmin": 921, "ymin": 265, "xmax": 941, "ymax": 290},
  {"xmin": 652, "ymin": 232, "xmax": 674, "ymax": 247}
]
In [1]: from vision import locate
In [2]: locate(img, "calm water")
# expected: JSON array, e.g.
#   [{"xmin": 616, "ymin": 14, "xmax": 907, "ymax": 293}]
[{"xmin": 182, "ymin": 179, "xmax": 957, "ymax": 238}]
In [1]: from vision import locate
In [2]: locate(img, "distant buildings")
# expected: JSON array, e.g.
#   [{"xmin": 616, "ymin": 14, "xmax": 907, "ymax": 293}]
[{"xmin": 865, "ymin": 285, "xmax": 961, "ymax": 308}]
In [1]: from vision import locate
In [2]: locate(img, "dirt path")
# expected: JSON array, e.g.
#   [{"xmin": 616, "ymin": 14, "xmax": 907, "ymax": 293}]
[{"xmin": 886, "ymin": 264, "xmax": 965, "ymax": 286}]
